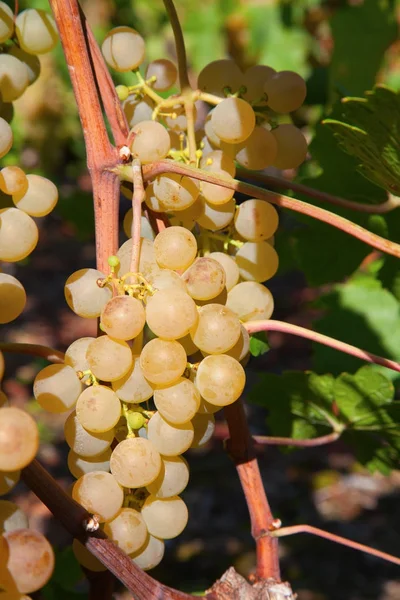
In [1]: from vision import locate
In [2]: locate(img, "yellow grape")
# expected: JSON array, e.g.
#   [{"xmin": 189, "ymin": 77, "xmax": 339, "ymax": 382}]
[
  {"xmin": 0, "ymin": 407, "xmax": 38, "ymax": 471},
  {"xmin": 110, "ymin": 437, "xmax": 162, "ymax": 488},
  {"xmin": 235, "ymin": 241, "xmax": 279, "ymax": 282},
  {"xmin": 140, "ymin": 339, "xmax": 187, "ymax": 386}
]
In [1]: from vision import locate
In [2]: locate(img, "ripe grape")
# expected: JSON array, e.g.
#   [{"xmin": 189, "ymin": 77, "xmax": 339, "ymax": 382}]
[
  {"xmin": 33, "ymin": 364, "xmax": 82, "ymax": 413},
  {"xmin": 153, "ymin": 174, "xmax": 199, "ymax": 211},
  {"xmin": 272, "ymin": 124, "xmax": 308, "ymax": 169},
  {"xmin": 153, "ymin": 377, "xmax": 200, "ymax": 424},
  {"xmin": 123, "ymin": 94, "xmax": 153, "ymax": 128},
  {"xmin": 0, "ymin": 117, "xmax": 12, "ymax": 158},
  {"xmin": 208, "ymin": 252, "xmax": 239, "ymax": 291},
  {"xmin": 0, "ymin": 407, "xmax": 39, "ymax": 471},
  {"xmin": 72, "ymin": 471, "xmax": 123, "ymax": 523},
  {"xmin": 0, "ymin": 55, "xmax": 29, "ymax": 102},
  {"xmin": 15, "ymin": 9, "xmax": 58, "ymax": 55},
  {"xmin": 197, "ymin": 59, "xmax": 243, "ymax": 97},
  {"xmin": 146, "ymin": 455, "xmax": 189, "ymax": 498},
  {"xmin": 0, "ymin": 529, "xmax": 54, "ymax": 593},
  {"xmin": 0, "ymin": 274, "xmax": 26, "ymax": 324},
  {"xmin": 182, "ymin": 257, "xmax": 226, "ymax": 301},
  {"xmin": 191, "ymin": 304, "xmax": 240, "ymax": 355},
  {"xmin": 147, "ymin": 412, "xmax": 194, "ymax": 456},
  {"xmin": 130, "ymin": 121, "xmax": 170, "ymax": 164},
  {"xmin": 104, "ymin": 508, "xmax": 148, "ymax": 554},
  {"xmin": 195, "ymin": 355, "xmax": 245, "ymax": 406},
  {"xmin": 140, "ymin": 339, "xmax": 187, "ymax": 386},
  {"xmin": 154, "ymin": 226, "xmax": 197, "ymax": 271},
  {"xmin": 200, "ymin": 150, "xmax": 236, "ymax": 177},
  {"xmin": 147, "ymin": 268, "xmax": 187, "ymax": 293},
  {"xmin": 7, "ymin": 46, "xmax": 40, "ymax": 85},
  {"xmin": 0, "ymin": 471, "xmax": 20, "ymax": 497},
  {"xmin": 72, "ymin": 539, "xmax": 106, "ymax": 572},
  {"xmin": 0, "ymin": 501, "xmax": 29, "ymax": 535},
  {"xmin": 145, "ymin": 288, "xmax": 198, "ymax": 340},
  {"xmin": 201, "ymin": 169, "xmax": 235, "ymax": 205},
  {"xmin": 144, "ymin": 182, "xmax": 166, "ymax": 213},
  {"xmin": 86, "ymin": 335, "xmax": 133, "ymax": 382},
  {"xmin": 242, "ymin": 64, "xmax": 276, "ymax": 102},
  {"xmin": 112, "ymin": 355, "xmax": 154, "ymax": 403},
  {"xmin": 110, "ymin": 437, "xmax": 161, "ymax": 488},
  {"xmin": 0, "ymin": 167, "xmax": 28, "ymax": 196},
  {"xmin": 117, "ymin": 237, "xmax": 161, "ymax": 281},
  {"xmin": 12, "ymin": 174, "xmax": 58, "ymax": 217},
  {"xmin": 234, "ymin": 199, "xmax": 279, "ymax": 242},
  {"xmin": 102, "ymin": 27, "xmax": 145, "ymax": 72},
  {"xmin": 226, "ymin": 281, "xmax": 274, "ymax": 322},
  {"xmin": 236, "ymin": 126, "xmax": 278, "ymax": 170},
  {"xmin": 211, "ymin": 97, "xmax": 255, "ymax": 144},
  {"xmin": 64, "ymin": 337, "xmax": 95, "ymax": 379},
  {"xmin": 67, "ymin": 448, "xmax": 111, "ymax": 479},
  {"xmin": 64, "ymin": 268, "xmax": 112, "ymax": 318},
  {"xmin": 76, "ymin": 386, "xmax": 121, "ymax": 433},
  {"xmin": 191, "ymin": 413, "xmax": 215, "ymax": 448},
  {"xmin": 196, "ymin": 195, "xmax": 236, "ymax": 231},
  {"xmin": 264, "ymin": 70, "xmax": 307, "ymax": 113},
  {"xmin": 0, "ymin": 2, "xmax": 13, "ymax": 44},
  {"xmin": 141, "ymin": 495, "xmax": 188, "ymax": 539},
  {"xmin": 235, "ymin": 241, "xmax": 279, "ymax": 282},
  {"xmin": 101, "ymin": 295, "xmax": 145, "ymax": 340},
  {"xmin": 146, "ymin": 59, "xmax": 177, "ymax": 91},
  {"xmin": 0, "ymin": 208, "xmax": 38, "ymax": 262},
  {"xmin": 64, "ymin": 411, "xmax": 114, "ymax": 457},
  {"xmin": 131, "ymin": 534, "xmax": 164, "ymax": 571}
]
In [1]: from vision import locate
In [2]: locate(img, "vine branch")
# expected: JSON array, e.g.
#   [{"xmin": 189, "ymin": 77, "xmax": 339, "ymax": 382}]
[
  {"xmin": 162, "ymin": 0, "xmax": 191, "ymax": 90},
  {"xmin": 130, "ymin": 159, "xmax": 144, "ymax": 274},
  {"xmin": 0, "ymin": 343, "xmax": 64, "ymax": 364},
  {"xmin": 254, "ymin": 432, "xmax": 340, "ymax": 447}
]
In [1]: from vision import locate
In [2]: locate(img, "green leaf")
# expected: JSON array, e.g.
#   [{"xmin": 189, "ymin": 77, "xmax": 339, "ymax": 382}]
[{"xmin": 249, "ymin": 332, "xmax": 270, "ymax": 357}]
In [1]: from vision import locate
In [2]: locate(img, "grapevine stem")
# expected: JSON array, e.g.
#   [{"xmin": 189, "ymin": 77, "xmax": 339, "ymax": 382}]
[
  {"xmin": 162, "ymin": 0, "xmax": 191, "ymax": 90},
  {"xmin": 130, "ymin": 159, "xmax": 144, "ymax": 275},
  {"xmin": 0, "ymin": 343, "xmax": 64, "ymax": 364},
  {"xmin": 140, "ymin": 161, "xmax": 400, "ymax": 259},
  {"xmin": 271, "ymin": 524, "xmax": 400, "ymax": 567},
  {"xmin": 236, "ymin": 169, "xmax": 400, "ymax": 214},
  {"xmin": 254, "ymin": 431, "xmax": 341, "ymax": 447},
  {"xmin": 184, "ymin": 98, "xmax": 197, "ymax": 163},
  {"xmin": 245, "ymin": 320, "xmax": 400, "ymax": 374}
]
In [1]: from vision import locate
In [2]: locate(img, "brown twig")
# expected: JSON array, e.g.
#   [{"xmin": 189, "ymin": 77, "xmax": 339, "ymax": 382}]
[
  {"xmin": 245, "ymin": 320, "xmax": 400, "ymax": 374},
  {"xmin": 162, "ymin": 0, "xmax": 191, "ymax": 90},
  {"xmin": 0, "ymin": 343, "xmax": 64, "ymax": 364},
  {"xmin": 254, "ymin": 432, "xmax": 340, "ymax": 447},
  {"xmin": 224, "ymin": 400, "xmax": 280, "ymax": 580},
  {"xmin": 236, "ymin": 169, "xmax": 400, "ymax": 214},
  {"xmin": 271, "ymin": 524, "xmax": 400, "ymax": 567},
  {"xmin": 140, "ymin": 161, "xmax": 400, "ymax": 259},
  {"xmin": 130, "ymin": 160, "xmax": 145, "ymax": 274}
]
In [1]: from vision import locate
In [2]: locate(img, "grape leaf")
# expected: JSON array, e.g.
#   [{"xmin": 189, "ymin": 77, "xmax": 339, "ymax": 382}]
[{"xmin": 249, "ymin": 332, "xmax": 270, "ymax": 357}]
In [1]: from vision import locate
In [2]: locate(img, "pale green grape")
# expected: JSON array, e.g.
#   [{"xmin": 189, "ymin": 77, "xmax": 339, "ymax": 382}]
[
  {"xmin": 208, "ymin": 252, "xmax": 239, "ymax": 291},
  {"xmin": 211, "ymin": 97, "xmax": 255, "ymax": 144},
  {"xmin": 12, "ymin": 174, "xmax": 58, "ymax": 217},
  {"xmin": 112, "ymin": 355, "xmax": 154, "ymax": 404},
  {"xmin": 0, "ymin": 167, "xmax": 28, "ymax": 196},
  {"xmin": 235, "ymin": 241, "xmax": 279, "ymax": 282},
  {"xmin": 141, "ymin": 495, "xmax": 188, "ymax": 540},
  {"xmin": 197, "ymin": 59, "xmax": 243, "ymax": 97},
  {"xmin": 67, "ymin": 448, "xmax": 111, "ymax": 479},
  {"xmin": 272, "ymin": 124, "xmax": 308, "ymax": 169},
  {"xmin": 182, "ymin": 257, "xmax": 226, "ymax": 301},
  {"xmin": 196, "ymin": 195, "xmax": 236, "ymax": 231},
  {"xmin": 86, "ymin": 335, "xmax": 133, "ymax": 382},
  {"xmin": 0, "ymin": 407, "xmax": 39, "ymax": 471},
  {"xmin": 64, "ymin": 411, "xmax": 114, "ymax": 457},
  {"xmin": 131, "ymin": 535, "xmax": 164, "ymax": 571},
  {"xmin": 100, "ymin": 295, "xmax": 145, "ymax": 340},
  {"xmin": 154, "ymin": 226, "xmax": 197, "ymax": 271},
  {"xmin": 236, "ymin": 126, "xmax": 278, "ymax": 170},
  {"xmin": 145, "ymin": 288, "xmax": 198, "ymax": 340},
  {"xmin": 0, "ymin": 274, "xmax": 26, "ymax": 324},
  {"xmin": 64, "ymin": 268, "xmax": 112, "ymax": 318},
  {"xmin": 72, "ymin": 471, "xmax": 123, "ymax": 523},
  {"xmin": 0, "ymin": 501, "xmax": 28, "ymax": 535},
  {"xmin": 102, "ymin": 27, "xmax": 145, "ymax": 72},
  {"xmin": 0, "ymin": 117, "xmax": 12, "ymax": 158},
  {"xmin": 153, "ymin": 173, "xmax": 199, "ymax": 211},
  {"xmin": 7, "ymin": 46, "xmax": 40, "ymax": 85},
  {"xmin": 0, "ymin": 2, "xmax": 13, "ymax": 43},
  {"xmin": 191, "ymin": 303, "xmax": 240, "ymax": 355},
  {"xmin": 0, "ymin": 55, "xmax": 29, "ymax": 102},
  {"xmin": 130, "ymin": 121, "xmax": 170, "ymax": 164},
  {"xmin": 15, "ymin": 9, "xmax": 58, "ymax": 55},
  {"xmin": 0, "ymin": 208, "xmax": 38, "ymax": 262},
  {"xmin": 147, "ymin": 412, "xmax": 194, "ymax": 456},
  {"xmin": 191, "ymin": 413, "xmax": 215, "ymax": 448},
  {"xmin": 195, "ymin": 355, "xmax": 245, "ymax": 406},
  {"xmin": 104, "ymin": 508, "xmax": 148, "ymax": 554},
  {"xmin": 264, "ymin": 70, "xmax": 307, "ymax": 113},
  {"xmin": 146, "ymin": 455, "xmax": 189, "ymax": 498},
  {"xmin": 33, "ymin": 364, "xmax": 82, "ymax": 413},
  {"xmin": 140, "ymin": 339, "xmax": 187, "ymax": 386},
  {"xmin": 226, "ymin": 281, "xmax": 274, "ymax": 322},
  {"xmin": 153, "ymin": 377, "xmax": 200, "ymax": 424},
  {"xmin": 110, "ymin": 437, "xmax": 161, "ymax": 488},
  {"xmin": 76, "ymin": 386, "xmax": 121, "ymax": 433},
  {"xmin": 234, "ymin": 199, "xmax": 279, "ymax": 242}
]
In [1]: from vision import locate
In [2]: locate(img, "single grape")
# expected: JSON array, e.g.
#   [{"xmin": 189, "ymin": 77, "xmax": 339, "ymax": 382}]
[
  {"xmin": 153, "ymin": 377, "xmax": 200, "ymax": 425},
  {"xmin": 146, "ymin": 269, "xmax": 187, "ymax": 293},
  {"xmin": 64, "ymin": 411, "xmax": 114, "ymax": 457},
  {"xmin": 235, "ymin": 241, "xmax": 279, "ymax": 282},
  {"xmin": 0, "ymin": 2, "xmax": 13, "ymax": 44},
  {"xmin": 147, "ymin": 412, "xmax": 194, "ymax": 456},
  {"xmin": 0, "ymin": 407, "xmax": 39, "ymax": 471},
  {"xmin": 0, "ymin": 208, "xmax": 38, "ymax": 262},
  {"xmin": 101, "ymin": 295, "xmax": 145, "ymax": 340},
  {"xmin": 123, "ymin": 210, "xmax": 154, "ymax": 240},
  {"xmin": 64, "ymin": 337, "xmax": 95, "ymax": 380},
  {"xmin": 0, "ymin": 274, "xmax": 26, "ymax": 324},
  {"xmin": 182, "ymin": 257, "xmax": 226, "ymax": 301},
  {"xmin": 33, "ymin": 364, "xmax": 82, "ymax": 413},
  {"xmin": 102, "ymin": 27, "xmax": 145, "ymax": 72},
  {"xmin": 64, "ymin": 268, "xmax": 112, "ymax": 318},
  {"xmin": 123, "ymin": 94, "xmax": 154, "ymax": 128},
  {"xmin": 226, "ymin": 281, "xmax": 274, "ymax": 322},
  {"xmin": 196, "ymin": 195, "xmax": 236, "ymax": 231},
  {"xmin": 131, "ymin": 534, "xmax": 164, "ymax": 571},
  {"xmin": 242, "ymin": 64, "xmax": 276, "ymax": 102},
  {"xmin": 145, "ymin": 288, "xmax": 198, "ymax": 340},
  {"xmin": 0, "ymin": 55, "xmax": 29, "ymax": 102},
  {"xmin": 191, "ymin": 304, "xmax": 241, "ymax": 355},
  {"xmin": 0, "ymin": 117, "xmax": 12, "ymax": 158},
  {"xmin": 195, "ymin": 355, "xmax": 245, "ymax": 406},
  {"xmin": 72, "ymin": 539, "xmax": 106, "ymax": 572},
  {"xmin": 117, "ymin": 237, "xmax": 161, "ymax": 282},
  {"xmin": 86, "ymin": 335, "xmax": 133, "ymax": 382},
  {"xmin": 0, "ymin": 167, "xmax": 28, "ymax": 197},
  {"xmin": 0, "ymin": 501, "xmax": 28, "ymax": 535},
  {"xmin": 211, "ymin": 97, "xmax": 255, "ymax": 144},
  {"xmin": 197, "ymin": 59, "xmax": 243, "ymax": 97},
  {"xmin": 141, "ymin": 495, "xmax": 188, "ymax": 539},
  {"xmin": 12, "ymin": 174, "xmax": 58, "ymax": 217},
  {"xmin": 72, "ymin": 471, "xmax": 123, "ymax": 523},
  {"xmin": 7, "ymin": 46, "xmax": 40, "ymax": 85},
  {"xmin": 110, "ymin": 437, "xmax": 161, "ymax": 488},
  {"xmin": 200, "ymin": 149, "xmax": 236, "ymax": 177},
  {"xmin": 153, "ymin": 174, "xmax": 199, "ymax": 211},
  {"xmin": 201, "ymin": 169, "xmax": 235, "ymax": 205},
  {"xmin": 140, "ymin": 339, "xmax": 187, "ymax": 386},
  {"xmin": 15, "ymin": 9, "xmax": 58, "ymax": 55},
  {"xmin": 234, "ymin": 199, "xmax": 279, "ymax": 242},
  {"xmin": 191, "ymin": 413, "xmax": 215, "ymax": 448},
  {"xmin": 154, "ymin": 226, "xmax": 197, "ymax": 271},
  {"xmin": 130, "ymin": 121, "xmax": 170, "ymax": 164},
  {"xmin": 0, "ymin": 471, "xmax": 20, "ymax": 497},
  {"xmin": 67, "ymin": 448, "xmax": 111, "ymax": 479},
  {"xmin": 208, "ymin": 252, "xmax": 239, "ymax": 291},
  {"xmin": 104, "ymin": 508, "xmax": 148, "ymax": 554},
  {"xmin": 272, "ymin": 124, "xmax": 308, "ymax": 169},
  {"xmin": 112, "ymin": 355, "xmax": 154, "ymax": 403},
  {"xmin": 236, "ymin": 126, "xmax": 278, "ymax": 171},
  {"xmin": 146, "ymin": 455, "xmax": 189, "ymax": 499},
  {"xmin": 264, "ymin": 70, "xmax": 307, "ymax": 113},
  {"xmin": 76, "ymin": 386, "xmax": 121, "ymax": 433}
]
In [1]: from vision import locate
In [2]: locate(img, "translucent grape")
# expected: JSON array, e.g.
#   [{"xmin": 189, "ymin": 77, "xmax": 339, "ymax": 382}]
[
  {"xmin": 117, "ymin": 237, "xmax": 161, "ymax": 282},
  {"xmin": 15, "ymin": 9, "xmax": 58, "ymax": 55},
  {"xmin": 191, "ymin": 413, "xmax": 215, "ymax": 448},
  {"xmin": 226, "ymin": 281, "xmax": 274, "ymax": 322},
  {"xmin": 141, "ymin": 495, "xmax": 188, "ymax": 539},
  {"xmin": 201, "ymin": 169, "xmax": 235, "ymax": 206},
  {"xmin": 0, "ymin": 55, "xmax": 29, "ymax": 102},
  {"xmin": 197, "ymin": 59, "xmax": 243, "ymax": 97},
  {"xmin": 1, "ymin": 529, "xmax": 54, "ymax": 593},
  {"xmin": 236, "ymin": 126, "xmax": 278, "ymax": 170},
  {"xmin": 64, "ymin": 268, "xmax": 112, "ymax": 318},
  {"xmin": 86, "ymin": 335, "xmax": 132, "ymax": 382},
  {"xmin": 67, "ymin": 448, "xmax": 111, "ymax": 479},
  {"xmin": 12, "ymin": 174, "xmax": 58, "ymax": 217},
  {"xmin": 154, "ymin": 226, "xmax": 197, "ymax": 271},
  {"xmin": 110, "ymin": 437, "xmax": 161, "ymax": 488},
  {"xmin": 64, "ymin": 337, "xmax": 95, "ymax": 379},
  {"xmin": 104, "ymin": 508, "xmax": 148, "ymax": 554},
  {"xmin": 234, "ymin": 199, "xmax": 279, "ymax": 242},
  {"xmin": 207, "ymin": 252, "xmax": 238, "ymax": 291},
  {"xmin": 123, "ymin": 95, "xmax": 153, "ymax": 128},
  {"xmin": 145, "ymin": 288, "xmax": 198, "ymax": 340},
  {"xmin": 146, "ymin": 455, "xmax": 189, "ymax": 498},
  {"xmin": 0, "ymin": 274, "xmax": 26, "ymax": 324},
  {"xmin": 182, "ymin": 257, "xmax": 226, "ymax": 301},
  {"xmin": 153, "ymin": 174, "xmax": 199, "ymax": 211},
  {"xmin": 123, "ymin": 210, "xmax": 154, "ymax": 240},
  {"xmin": 0, "ymin": 407, "xmax": 39, "ymax": 471},
  {"xmin": 0, "ymin": 2, "xmax": 13, "ymax": 43},
  {"xmin": 242, "ymin": 64, "xmax": 276, "ymax": 102},
  {"xmin": 154, "ymin": 377, "xmax": 200, "ymax": 424},
  {"xmin": 264, "ymin": 70, "xmax": 307, "ymax": 113},
  {"xmin": 0, "ymin": 471, "xmax": 20, "ymax": 497},
  {"xmin": 0, "ymin": 117, "xmax": 12, "ymax": 158},
  {"xmin": 100, "ymin": 295, "xmax": 145, "ymax": 340},
  {"xmin": 64, "ymin": 411, "xmax": 114, "ymax": 457},
  {"xmin": 195, "ymin": 355, "xmax": 245, "ymax": 406},
  {"xmin": 0, "ymin": 501, "xmax": 28, "ymax": 536},
  {"xmin": 235, "ymin": 241, "xmax": 279, "ymax": 282},
  {"xmin": 72, "ymin": 539, "xmax": 106, "ymax": 572},
  {"xmin": 211, "ymin": 97, "xmax": 255, "ymax": 144},
  {"xmin": 76, "ymin": 386, "xmax": 121, "ymax": 433},
  {"xmin": 140, "ymin": 339, "xmax": 187, "ymax": 386},
  {"xmin": 147, "ymin": 269, "xmax": 187, "ymax": 293},
  {"xmin": 196, "ymin": 195, "xmax": 236, "ymax": 231},
  {"xmin": 191, "ymin": 304, "xmax": 240, "ymax": 355},
  {"xmin": 112, "ymin": 355, "xmax": 154, "ymax": 403},
  {"xmin": 147, "ymin": 412, "xmax": 194, "ymax": 456},
  {"xmin": 0, "ymin": 208, "xmax": 38, "ymax": 262},
  {"xmin": 272, "ymin": 124, "xmax": 308, "ymax": 169},
  {"xmin": 33, "ymin": 364, "xmax": 82, "ymax": 413},
  {"xmin": 131, "ymin": 535, "xmax": 164, "ymax": 571},
  {"xmin": 200, "ymin": 150, "xmax": 236, "ymax": 177},
  {"xmin": 144, "ymin": 182, "xmax": 166, "ymax": 213},
  {"xmin": 72, "ymin": 471, "xmax": 123, "ymax": 523},
  {"xmin": 0, "ymin": 167, "xmax": 28, "ymax": 197},
  {"xmin": 102, "ymin": 27, "xmax": 145, "ymax": 72},
  {"xmin": 7, "ymin": 46, "xmax": 40, "ymax": 85},
  {"xmin": 130, "ymin": 121, "xmax": 170, "ymax": 164}
]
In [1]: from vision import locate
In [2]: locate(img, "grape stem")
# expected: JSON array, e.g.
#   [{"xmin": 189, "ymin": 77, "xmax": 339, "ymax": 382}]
[
  {"xmin": 162, "ymin": 0, "xmax": 191, "ymax": 91},
  {"xmin": 245, "ymin": 319, "xmax": 400, "ymax": 374},
  {"xmin": 139, "ymin": 161, "xmax": 400, "ymax": 259},
  {"xmin": 253, "ymin": 431, "xmax": 341, "ymax": 447},
  {"xmin": 130, "ymin": 159, "xmax": 144, "ymax": 275},
  {"xmin": 270, "ymin": 524, "xmax": 400, "ymax": 567},
  {"xmin": 236, "ymin": 168, "xmax": 400, "ymax": 214},
  {"xmin": 0, "ymin": 342, "xmax": 64, "ymax": 364}
]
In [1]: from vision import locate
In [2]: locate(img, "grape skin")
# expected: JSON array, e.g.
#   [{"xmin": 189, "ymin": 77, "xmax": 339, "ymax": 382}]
[
  {"xmin": 72, "ymin": 471, "xmax": 124, "ymax": 523},
  {"xmin": 234, "ymin": 199, "xmax": 279, "ymax": 242},
  {"xmin": 141, "ymin": 495, "xmax": 188, "ymax": 539},
  {"xmin": 110, "ymin": 437, "xmax": 162, "ymax": 488},
  {"xmin": 102, "ymin": 27, "xmax": 145, "ymax": 72},
  {"xmin": 154, "ymin": 226, "xmax": 197, "ymax": 271},
  {"xmin": 235, "ymin": 241, "xmax": 279, "ymax": 282},
  {"xmin": 146, "ymin": 455, "xmax": 189, "ymax": 498},
  {"xmin": 64, "ymin": 268, "xmax": 112, "ymax": 319},
  {"xmin": 226, "ymin": 281, "xmax": 274, "ymax": 322},
  {"xmin": 140, "ymin": 339, "xmax": 187, "ymax": 386},
  {"xmin": 104, "ymin": 508, "xmax": 148, "ymax": 554},
  {"xmin": 131, "ymin": 534, "xmax": 165, "ymax": 571},
  {"xmin": 0, "ymin": 407, "xmax": 39, "ymax": 471},
  {"xmin": 153, "ymin": 377, "xmax": 200, "ymax": 425},
  {"xmin": 145, "ymin": 288, "xmax": 198, "ymax": 340},
  {"xmin": 76, "ymin": 386, "xmax": 121, "ymax": 433},
  {"xmin": 0, "ymin": 274, "xmax": 26, "ymax": 324},
  {"xmin": 195, "ymin": 355, "xmax": 245, "ymax": 406},
  {"xmin": 147, "ymin": 412, "xmax": 194, "ymax": 456}
]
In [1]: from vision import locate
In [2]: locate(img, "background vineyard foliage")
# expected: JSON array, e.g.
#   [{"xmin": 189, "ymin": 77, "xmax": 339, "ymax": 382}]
[{"xmin": 2, "ymin": 0, "xmax": 400, "ymax": 599}]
